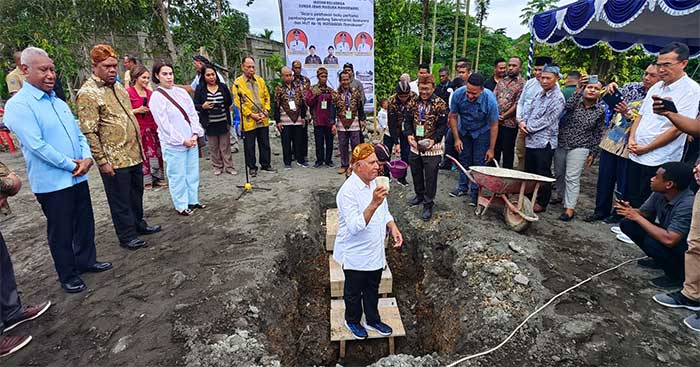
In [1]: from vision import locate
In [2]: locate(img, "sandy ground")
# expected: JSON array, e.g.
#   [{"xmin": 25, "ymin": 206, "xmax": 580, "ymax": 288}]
[{"xmin": 1, "ymin": 130, "xmax": 699, "ymax": 367}]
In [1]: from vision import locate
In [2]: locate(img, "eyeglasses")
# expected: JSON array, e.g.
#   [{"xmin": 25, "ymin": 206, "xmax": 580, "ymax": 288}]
[{"xmin": 654, "ymin": 61, "xmax": 683, "ymax": 69}]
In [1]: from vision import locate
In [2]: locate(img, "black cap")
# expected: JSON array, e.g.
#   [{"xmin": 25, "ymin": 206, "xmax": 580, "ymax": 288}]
[
  {"xmin": 374, "ymin": 143, "xmax": 390, "ymax": 162},
  {"xmin": 193, "ymin": 55, "xmax": 210, "ymax": 63},
  {"xmin": 534, "ymin": 56, "xmax": 552, "ymax": 66},
  {"xmin": 396, "ymin": 80, "xmax": 411, "ymax": 94}
]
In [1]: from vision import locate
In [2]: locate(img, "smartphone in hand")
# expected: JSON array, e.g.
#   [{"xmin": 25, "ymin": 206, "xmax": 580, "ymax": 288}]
[{"xmin": 652, "ymin": 96, "xmax": 678, "ymax": 113}]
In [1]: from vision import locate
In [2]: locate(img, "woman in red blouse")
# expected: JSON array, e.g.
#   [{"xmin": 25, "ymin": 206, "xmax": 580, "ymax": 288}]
[{"xmin": 127, "ymin": 66, "xmax": 166, "ymax": 189}]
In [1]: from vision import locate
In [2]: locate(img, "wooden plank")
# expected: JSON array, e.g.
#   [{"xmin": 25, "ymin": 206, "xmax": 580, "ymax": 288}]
[
  {"xmin": 329, "ymin": 256, "xmax": 392, "ymax": 298},
  {"xmin": 325, "ymin": 209, "xmax": 339, "ymax": 251},
  {"xmin": 330, "ymin": 297, "xmax": 406, "ymax": 342},
  {"xmin": 389, "ymin": 337, "xmax": 395, "ymax": 355}
]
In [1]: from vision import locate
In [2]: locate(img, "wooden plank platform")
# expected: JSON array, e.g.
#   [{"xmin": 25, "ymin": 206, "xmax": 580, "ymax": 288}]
[
  {"xmin": 330, "ymin": 297, "xmax": 405, "ymax": 358},
  {"xmin": 325, "ymin": 209, "xmax": 339, "ymax": 251},
  {"xmin": 329, "ymin": 256, "xmax": 392, "ymax": 298}
]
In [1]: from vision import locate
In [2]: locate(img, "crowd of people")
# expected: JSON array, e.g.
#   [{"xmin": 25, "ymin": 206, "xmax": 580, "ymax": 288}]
[{"xmin": 1, "ymin": 39, "xmax": 700, "ymax": 355}]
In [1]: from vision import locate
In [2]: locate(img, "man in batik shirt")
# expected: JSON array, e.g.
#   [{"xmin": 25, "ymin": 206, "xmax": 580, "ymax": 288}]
[
  {"xmin": 333, "ymin": 71, "xmax": 366, "ymax": 175},
  {"xmin": 493, "ymin": 56, "xmax": 524, "ymax": 169}
]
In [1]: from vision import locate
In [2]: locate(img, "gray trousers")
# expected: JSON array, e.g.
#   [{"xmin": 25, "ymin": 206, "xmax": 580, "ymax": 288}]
[
  {"xmin": 554, "ymin": 147, "xmax": 590, "ymax": 209},
  {"xmin": 0, "ymin": 231, "xmax": 22, "ymax": 333}
]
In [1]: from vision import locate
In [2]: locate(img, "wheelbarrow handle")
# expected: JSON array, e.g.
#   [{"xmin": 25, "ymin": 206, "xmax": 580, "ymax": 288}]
[{"xmin": 445, "ymin": 154, "xmax": 476, "ymax": 183}]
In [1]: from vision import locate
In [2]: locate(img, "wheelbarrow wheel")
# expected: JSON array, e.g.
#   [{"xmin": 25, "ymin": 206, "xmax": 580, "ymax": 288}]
[{"xmin": 504, "ymin": 196, "xmax": 533, "ymax": 233}]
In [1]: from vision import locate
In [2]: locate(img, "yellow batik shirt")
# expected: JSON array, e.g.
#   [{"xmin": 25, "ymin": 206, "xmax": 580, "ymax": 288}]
[
  {"xmin": 232, "ymin": 74, "xmax": 271, "ymax": 132},
  {"xmin": 77, "ymin": 75, "xmax": 143, "ymax": 169}
]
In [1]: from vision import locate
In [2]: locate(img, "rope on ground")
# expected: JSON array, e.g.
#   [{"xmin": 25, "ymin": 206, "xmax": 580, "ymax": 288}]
[{"xmin": 445, "ymin": 255, "xmax": 647, "ymax": 367}]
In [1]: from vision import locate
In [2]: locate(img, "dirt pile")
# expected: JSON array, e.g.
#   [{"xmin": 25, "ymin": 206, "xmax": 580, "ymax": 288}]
[{"xmin": 2, "ymin": 139, "xmax": 699, "ymax": 366}]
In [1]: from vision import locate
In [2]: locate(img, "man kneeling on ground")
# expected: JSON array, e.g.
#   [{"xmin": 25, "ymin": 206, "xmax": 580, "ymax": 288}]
[
  {"xmin": 616, "ymin": 162, "xmax": 694, "ymax": 290},
  {"xmin": 333, "ymin": 143, "xmax": 403, "ymax": 339}
]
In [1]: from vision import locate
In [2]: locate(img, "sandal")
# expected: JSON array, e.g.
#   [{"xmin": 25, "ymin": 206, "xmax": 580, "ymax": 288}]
[
  {"xmin": 177, "ymin": 208, "xmax": 194, "ymax": 216},
  {"xmin": 154, "ymin": 180, "xmax": 168, "ymax": 187},
  {"xmin": 189, "ymin": 203, "xmax": 207, "ymax": 210},
  {"xmin": 144, "ymin": 184, "xmax": 153, "ymax": 190}
]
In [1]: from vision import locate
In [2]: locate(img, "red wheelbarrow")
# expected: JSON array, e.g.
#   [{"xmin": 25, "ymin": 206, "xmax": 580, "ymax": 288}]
[{"xmin": 446, "ymin": 155, "xmax": 555, "ymax": 232}]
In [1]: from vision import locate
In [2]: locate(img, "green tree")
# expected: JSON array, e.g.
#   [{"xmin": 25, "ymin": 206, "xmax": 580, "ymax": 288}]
[
  {"xmin": 260, "ymin": 29, "xmax": 274, "ymax": 40},
  {"xmin": 519, "ymin": 0, "xmax": 558, "ymax": 26}
]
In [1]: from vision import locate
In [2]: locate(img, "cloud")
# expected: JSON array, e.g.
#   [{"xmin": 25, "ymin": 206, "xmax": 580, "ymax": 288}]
[
  {"xmin": 229, "ymin": 0, "xmax": 566, "ymax": 41},
  {"xmin": 228, "ymin": 0, "xmax": 283, "ymax": 41}
]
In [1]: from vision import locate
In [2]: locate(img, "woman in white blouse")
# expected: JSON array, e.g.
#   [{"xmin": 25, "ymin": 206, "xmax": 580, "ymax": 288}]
[{"xmin": 149, "ymin": 61, "xmax": 206, "ymax": 216}]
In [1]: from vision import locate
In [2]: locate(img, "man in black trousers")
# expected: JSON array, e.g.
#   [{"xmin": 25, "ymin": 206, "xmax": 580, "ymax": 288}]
[
  {"xmin": 77, "ymin": 44, "xmax": 161, "ymax": 250},
  {"xmin": 4, "ymin": 46, "xmax": 112, "ymax": 293}
]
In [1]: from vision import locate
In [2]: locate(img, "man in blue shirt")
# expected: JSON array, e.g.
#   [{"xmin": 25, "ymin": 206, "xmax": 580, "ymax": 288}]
[
  {"xmin": 519, "ymin": 64, "xmax": 566, "ymax": 212},
  {"xmin": 449, "ymin": 73, "xmax": 499, "ymax": 205},
  {"xmin": 3, "ymin": 47, "xmax": 112, "ymax": 294}
]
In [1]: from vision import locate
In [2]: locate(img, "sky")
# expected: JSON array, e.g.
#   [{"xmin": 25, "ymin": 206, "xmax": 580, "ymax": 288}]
[{"xmin": 228, "ymin": 0, "xmax": 566, "ymax": 41}]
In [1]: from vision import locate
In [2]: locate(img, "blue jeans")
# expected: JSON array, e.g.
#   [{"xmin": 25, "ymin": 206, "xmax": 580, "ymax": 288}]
[
  {"xmin": 456, "ymin": 132, "xmax": 490, "ymax": 200},
  {"xmin": 163, "ymin": 147, "xmax": 200, "ymax": 211}
]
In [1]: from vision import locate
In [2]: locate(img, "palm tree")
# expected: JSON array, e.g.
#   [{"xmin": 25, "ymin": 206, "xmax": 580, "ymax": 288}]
[
  {"xmin": 429, "ymin": 0, "xmax": 439, "ymax": 67},
  {"xmin": 519, "ymin": 0, "xmax": 558, "ymax": 26},
  {"xmin": 419, "ymin": 0, "xmax": 430, "ymax": 64},
  {"xmin": 260, "ymin": 28, "xmax": 274, "ymax": 39},
  {"xmin": 461, "ymin": 0, "xmax": 470, "ymax": 57},
  {"xmin": 474, "ymin": 0, "xmax": 490, "ymax": 71}
]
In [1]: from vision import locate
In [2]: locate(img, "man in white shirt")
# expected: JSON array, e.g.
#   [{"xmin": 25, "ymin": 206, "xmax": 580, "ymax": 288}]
[
  {"xmin": 290, "ymin": 30, "xmax": 306, "ymax": 51},
  {"xmin": 335, "ymin": 33, "xmax": 351, "ymax": 53},
  {"xmin": 626, "ymin": 42, "xmax": 700, "ymax": 208},
  {"xmin": 333, "ymin": 143, "xmax": 403, "ymax": 339},
  {"xmin": 514, "ymin": 56, "xmax": 551, "ymax": 170},
  {"xmin": 409, "ymin": 63, "xmax": 431, "ymax": 94},
  {"xmin": 357, "ymin": 34, "xmax": 372, "ymax": 52}
]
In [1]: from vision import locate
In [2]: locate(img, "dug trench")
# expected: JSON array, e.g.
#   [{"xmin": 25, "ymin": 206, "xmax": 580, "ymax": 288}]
[{"xmin": 252, "ymin": 189, "xmax": 465, "ymax": 366}]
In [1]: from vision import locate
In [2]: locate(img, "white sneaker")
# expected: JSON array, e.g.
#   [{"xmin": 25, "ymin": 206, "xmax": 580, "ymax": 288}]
[
  {"xmin": 616, "ymin": 233, "xmax": 635, "ymax": 245},
  {"xmin": 610, "ymin": 226, "xmax": 622, "ymax": 235}
]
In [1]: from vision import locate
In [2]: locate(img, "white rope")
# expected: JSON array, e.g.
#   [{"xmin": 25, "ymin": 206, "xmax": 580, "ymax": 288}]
[{"xmin": 445, "ymin": 255, "xmax": 647, "ymax": 367}]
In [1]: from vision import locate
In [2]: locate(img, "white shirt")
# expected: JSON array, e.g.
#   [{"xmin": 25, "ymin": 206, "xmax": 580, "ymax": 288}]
[
  {"xmin": 516, "ymin": 78, "xmax": 543, "ymax": 121},
  {"xmin": 190, "ymin": 71, "xmax": 225, "ymax": 90},
  {"xmin": 409, "ymin": 80, "xmax": 419, "ymax": 94},
  {"xmin": 631, "ymin": 75, "xmax": 700, "ymax": 166},
  {"xmin": 150, "ymin": 86, "xmax": 205, "ymax": 151},
  {"xmin": 336, "ymin": 41, "xmax": 350, "ymax": 52},
  {"xmin": 333, "ymin": 172, "xmax": 394, "ymax": 271},
  {"xmin": 290, "ymin": 40, "xmax": 306, "ymax": 51},
  {"xmin": 358, "ymin": 43, "xmax": 371, "ymax": 52},
  {"xmin": 377, "ymin": 108, "xmax": 389, "ymax": 136}
]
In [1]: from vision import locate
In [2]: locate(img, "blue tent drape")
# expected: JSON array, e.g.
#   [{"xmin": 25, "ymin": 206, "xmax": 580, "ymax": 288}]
[{"xmin": 531, "ymin": 0, "xmax": 700, "ymax": 58}]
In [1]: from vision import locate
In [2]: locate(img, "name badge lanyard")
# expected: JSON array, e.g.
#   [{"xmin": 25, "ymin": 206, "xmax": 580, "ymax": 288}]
[
  {"xmin": 344, "ymin": 91, "xmax": 352, "ymax": 120},
  {"xmin": 286, "ymin": 87, "xmax": 297, "ymax": 111},
  {"xmin": 416, "ymin": 101, "xmax": 429, "ymax": 138}
]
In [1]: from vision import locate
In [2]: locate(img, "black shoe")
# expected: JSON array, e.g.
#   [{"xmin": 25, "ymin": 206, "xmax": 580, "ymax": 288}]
[
  {"xmin": 584, "ymin": 213, "xmax": 606, "ymax": 223},
  {"xmin": 326, "ymin": 161, "xmax": 334, "ymax": 167},
  {"xmin": 649, "ymin": 275, "xmax": 683, "ymax": 290},
  {"xmin": 314, "ymin": 162, "xmax": 323, "ymax": 168},
  {"xmin": 120, "ymin": 238, "xmax": 147, "ymax": 250},
  {"xmin": 449, "ymin": 189, "xmax": 467, "ymax": 198},
  {"xmin": 189, "ymin": 203, "xmax": 207, "ymax": 210},
  {"xmin": 250, "ymin": 169, "xmax": 258, "ymax": 177},
  {"xmin": 603, "ymin": 215, "xmax": 621, "ymax": 224},
  {"xmin": 407, "ymin": 196, "xmax": 423, "ymax": 206},
  {"xmin": 138, "ymin": 225, "xmax": 161, "ymax": 235},
  {"xmin": 421, "ymin": 206, "xmax": 433, "ymax": 221},
  {"xmin": 61, "ymin": 277, "xmax": 86, "ymax": 293},
  {"xmin": 550, "ymin": 197, "xmax": 563, "ymax": 205},
  {"xmin": 261, "ymin": 166, "xmax": 277, "ymax": 173},
  {"xmin": 637, "ymin": 258, "xmax": 662, "ymax": 269},
  {"xmin": 80, "ymin": 262, "xmax": 113, "ymax": 273},
  {"xmin": 558, "ymin": 212, "xmax": 575, "ymax": 222}
]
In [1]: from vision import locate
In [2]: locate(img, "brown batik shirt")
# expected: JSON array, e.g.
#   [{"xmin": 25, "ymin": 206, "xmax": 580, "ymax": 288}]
[
  {"xmin": 333, "ymin": 86, "xmax": 365, "ymax": 131},
  {"xmin": 405, "ymin": 94, "xmax": 448, "ymax": 156}
]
